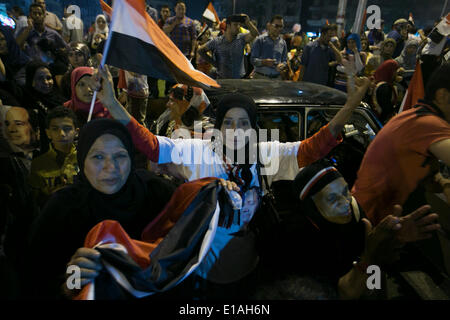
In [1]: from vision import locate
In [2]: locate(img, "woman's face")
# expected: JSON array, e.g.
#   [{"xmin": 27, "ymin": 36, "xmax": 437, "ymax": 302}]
[
  {"xmin": 97, "ymin": 17, "xmax": 106, "ymax": 30},
  {"xmin": 75, "ymin": 75, "xmax": 94, "ymax": 103},
  {"xmin": 0, "ymin": 32, "xmax": 8, "ymax": 55},
  {"xmin": 361, "ymin": 39, "xmax": 369, "ymax": 51},
  {"xmin": 5, "ymin": 107, "xmax": 33, "ymax": 148},
  {"xmin": 68, "ymin": 49, "xmax": 86, "ymax": 68},
  {"xmin": 84, "ymin": 134, "xmax": 131, "ymax": 195},
  {"xmin": 406, "ymin": 45, "xmax": 418, "ymax": 56},
  {"xmin": 347, "ymin": 39, "xmax": 356, "ymax": 49},
  {"xmin": 311, "ymin": 177, "xmax": 353, "ymax": 224},
  {"xmin": 32, "ymin": 67, "xmax": 53, "ymax": 94},
  {"xmin": 220, "ymin": 107, "xmax": 252, "ymax": 151}
]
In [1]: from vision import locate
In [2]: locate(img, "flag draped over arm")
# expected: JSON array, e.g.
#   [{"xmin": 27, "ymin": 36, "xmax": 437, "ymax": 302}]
[{"xmin": 103, "ymin": 0, "xmax": 219, "ymax": 89}]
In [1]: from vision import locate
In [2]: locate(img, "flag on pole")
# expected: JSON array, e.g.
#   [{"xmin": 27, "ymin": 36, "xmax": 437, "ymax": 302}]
[
  {"xmin": 435, "ymin": 13, "xmax": 450, "ymax": 36},
  {"xmin": 103, "ymin": 0, "xmax": 219, "ymax": 89},
  {"xmin": 203, "ymin": 2, "xmax": 220, "ymax": 24},
  {"xmin": 399, "ymin": 62, "xmax": 424, "ymax": 113},
  {"xmin": 99, "ymin": 0, "xmax": 112, "ymax": 19}
]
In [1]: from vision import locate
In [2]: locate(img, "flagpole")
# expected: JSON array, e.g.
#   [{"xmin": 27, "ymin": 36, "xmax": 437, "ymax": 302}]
[
  {"xmin": 441, "ymin": 0, "xmax": 449, "ymax": 18},
  {"xmin": 87, "ymin": 0, "xmax": 118, "ymax": 122}
]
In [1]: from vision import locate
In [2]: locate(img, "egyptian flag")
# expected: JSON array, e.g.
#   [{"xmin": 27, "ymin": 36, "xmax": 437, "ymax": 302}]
[
  {"xmin": 103, "ymin": 0, "xmax": 219, "ymax": 89},
  {"xmin": 203, "ymin": 2, "xmax": 220, "ymax": 24},
  {"xmin": 399, "ymin": 62, "xmax": 425, "ymax": 113},
  {"xmin": 73, "ymin": 178, "xmax": 235, "ymax": 300}
]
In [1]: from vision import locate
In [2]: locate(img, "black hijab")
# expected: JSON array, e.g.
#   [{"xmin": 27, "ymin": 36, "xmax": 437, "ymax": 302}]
[
  {"xmin": 214, "ymin": 93, "xmax": 258, "ymax": 193},
  {"xmin": 59, "ymin": 118, "xmax": 155, "ymax": 237},
  {"xmin": 23, "ymin": 60, "xmax": 66, "ymax": 111}
]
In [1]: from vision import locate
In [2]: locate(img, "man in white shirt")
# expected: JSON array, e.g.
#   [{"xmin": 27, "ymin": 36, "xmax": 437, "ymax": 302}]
[{"xmin": 34, "ymin": 0, "xmax": 63, "ymax": 33}]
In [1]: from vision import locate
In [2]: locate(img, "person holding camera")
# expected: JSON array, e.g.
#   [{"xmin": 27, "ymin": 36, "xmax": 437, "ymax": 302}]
[
  {"xmin": 251, "ymin": 15, "xmax": 288, "ymax": 80},
  {"xmin": 198, "ymin": 14, "xmax": 259, "ymax": 79},
  {"xmin": 16, "ymin": 3, "xmax": 67, "ymax": 63}
]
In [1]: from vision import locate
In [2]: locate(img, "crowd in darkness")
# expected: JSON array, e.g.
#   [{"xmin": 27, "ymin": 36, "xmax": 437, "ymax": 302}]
[{"xmin": 0, "ymin": 0, "xmax": 449, "ymax": 300}]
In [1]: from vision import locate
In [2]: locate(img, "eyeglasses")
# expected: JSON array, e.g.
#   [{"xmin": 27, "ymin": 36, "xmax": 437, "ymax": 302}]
[{"xmin": 272, "ymin": 24, "xmax": 284, "ymax": 29}]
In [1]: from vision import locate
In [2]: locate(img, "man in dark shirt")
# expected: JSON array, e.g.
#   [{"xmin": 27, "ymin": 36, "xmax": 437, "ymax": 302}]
[
  {"xmin": 163, "ymin": 1, "xmax": 196, "ymax": 60},
  {"xmin": 158, "ymin": 5, "xmax": 171, "ymax": 29},
  {"xmin": 16, "ymin": 3, "xmax": 67, "ymax": 64},
  {"xmin": 300, "ymin": 24, "xmax": 342, "ymax": 86}
]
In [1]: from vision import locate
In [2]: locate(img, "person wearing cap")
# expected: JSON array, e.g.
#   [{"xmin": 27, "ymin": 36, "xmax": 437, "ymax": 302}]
[
  {"xmin": 92, "ymin": 63, "xmax": 373, "ymax": 298},
  {"xmin": 152, "ymin": 84, "xmax": 213, "ymax": 137},
  {"xmin": 198, "ymin": 14, "xmax": 259, "ymax": 79},
  {"xmin": 387, "ymin": 18, "xmax": 409, "ymax": 59},
  {"xmin": 275, "ymin": 160, "xmax": 440, "ymax": 299}
]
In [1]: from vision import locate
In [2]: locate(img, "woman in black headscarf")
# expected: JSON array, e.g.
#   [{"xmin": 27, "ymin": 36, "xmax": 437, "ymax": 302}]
[
  {"xmin": 28, "ymin": 118, "xmax": 177, "ymax": 299},
  {"xmin": 0, "ymin": 26, "xmax": 29, "ymax": 99},
  {"xmin": 280, "ymin": 160, "xmax": 421, "ymax": 299}
]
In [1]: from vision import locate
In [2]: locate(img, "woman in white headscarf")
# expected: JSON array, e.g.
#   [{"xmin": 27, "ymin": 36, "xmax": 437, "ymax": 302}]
[{"xmin": 90, "ymin": 15, "xmax": 109, "ymax": 50}]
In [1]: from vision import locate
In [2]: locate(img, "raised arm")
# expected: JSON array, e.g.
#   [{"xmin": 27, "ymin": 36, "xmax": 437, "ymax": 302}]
[
  {"xmin": 296, "ymin": 77, "xmax": 370, "ymax": 168},
  {"xmin": 93, "ymin": 66, "xmax": 160, "ymax": 162}
]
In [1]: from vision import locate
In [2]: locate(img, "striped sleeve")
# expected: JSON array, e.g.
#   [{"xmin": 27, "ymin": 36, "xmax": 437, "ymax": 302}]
[
  {"xmin": 297, "ymin": 124, "xmax": 342, "ymax": 168},
  {"xmin": 126, "ymin": 117, "xmax": 160, "ymax": 163}
]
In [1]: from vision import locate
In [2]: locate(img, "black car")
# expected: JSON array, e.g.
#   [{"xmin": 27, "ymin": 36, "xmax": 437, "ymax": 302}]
[{"xmin": 205, "ymin": 79, "xmax": 382, "ymax": 212}]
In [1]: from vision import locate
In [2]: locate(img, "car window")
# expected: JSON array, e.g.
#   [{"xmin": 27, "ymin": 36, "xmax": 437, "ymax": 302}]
[
  {"xmin": 306, "ymin": 108, "xmax": 377, "ymax": 149},
  {"xmin": 257, "ymin": 111, "xmax": 301, "ymax": 142}
]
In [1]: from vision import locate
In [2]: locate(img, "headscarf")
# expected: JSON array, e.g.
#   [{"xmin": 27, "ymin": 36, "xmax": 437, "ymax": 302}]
[
  {"xmin": 345, "ymin": 33, "xmax": 361, "ymax": 55},
  {"xmin": 0, "ymin": 25, "xmax": 30, "ymax": 70},
  {"xmin": 68, "ymin": 42, "xmax": 91, "ymax": 67},
  {"xmin": 380, "ymin": 38, "xmax": 397, "ymax": 59},
  {"xmin": 374, "ymin": 59, "xmax": 399, "ymax": 85},
  {"xmin": 63, "ymin": 118, "xmax": 151, "ymax": 226},
  {"xmin": 24, "ymin": 60, "xmax": 66, "ymax": 110},
  {"xmin": 292, "ymin": 160, "xmax": 366, "ymax": 275},
  {"xmin": 94, "ymin": 14, "xmax": 109, "ymax": 38},
  {"xmin": 395, "ymin": 39, "xmax": 419, "ymax": 70},
  {"xmin": 214, "ymin": 93, "xmax": 258, "ymax": 193},
  {"xmin": 63, "ymin": 67, "xmax": 110, "ymax": 123}
]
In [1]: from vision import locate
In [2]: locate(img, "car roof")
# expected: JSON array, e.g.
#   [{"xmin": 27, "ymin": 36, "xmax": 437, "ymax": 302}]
[{"xmin": 205, "ymin": 79, "xmax": 348, "ymax": 106}]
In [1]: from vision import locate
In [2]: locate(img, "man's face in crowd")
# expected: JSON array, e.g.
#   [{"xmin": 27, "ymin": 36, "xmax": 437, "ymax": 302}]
[
  {"xmin": 321, "ymin": 30, "xmax": 334, "ymax": 44},
  {"xmin": 175, "ymin": 3, "xmax": 186, "ymax": 19},
  {"xmin": 46, "ymin": 117, "xmax": 77, "ymax": 153},
  {"xmin": 33, "ymin": 67, "xmax": 53, "ymax": 94},
  {"xmin": 5, "ymin": 107, "xmax": 33, "ymax": 149},
  {"xmin": 35, "ymin": 0, "xmax": 46, "ymax": 11},
  {"xmin": 269, "ymin": 18, "xmax": 284, "ymax": 39},
  {"xmin": 311, "ymin": 177, "xmax": 353, "ymax": 225},
  {"xmin": 228, "ymin": 22, "xmax": 240, "ymax": 37},
  {"xmin": 161, "ymin": 7, "xmax": 171, "ymax": 21},
  {"xmin": 30, "ymin": 6, "xmax": 45, "ymax": 25},
  {"xmin": 0, "ymin": 32, "xmax": 8, "ymax": 55}
]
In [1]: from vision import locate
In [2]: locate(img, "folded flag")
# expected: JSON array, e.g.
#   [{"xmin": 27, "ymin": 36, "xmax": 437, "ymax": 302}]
[
  {"xmin": 73, "ymin": 178, "xmax": 228, "ymax": 300},
  {"xmin": 103, "ymin": 0, "xmax": 219, "ymax": 89}
]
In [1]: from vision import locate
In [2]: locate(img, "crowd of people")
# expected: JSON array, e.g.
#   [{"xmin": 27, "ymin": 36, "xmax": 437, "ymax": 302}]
[{"xmin": 0, "ymin": 0, "xmax": 449, "ymax": 300}]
